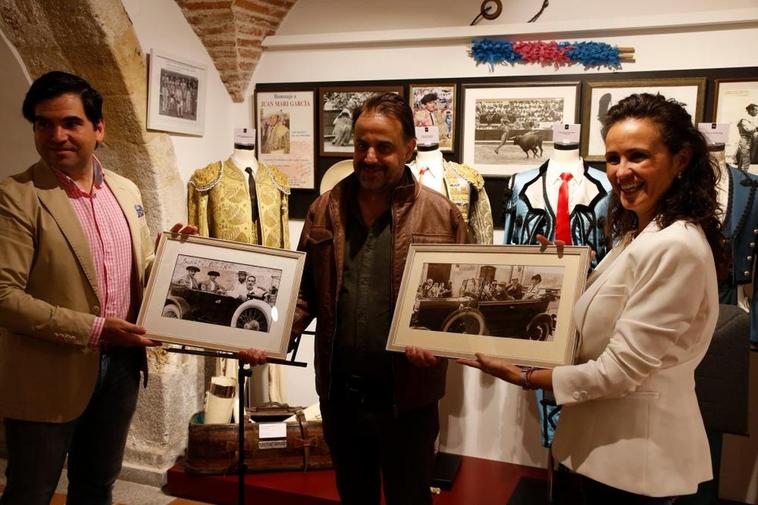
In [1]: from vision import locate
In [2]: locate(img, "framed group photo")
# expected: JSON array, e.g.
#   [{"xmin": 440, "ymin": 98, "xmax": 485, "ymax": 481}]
[
  {"xmin": 581, "ymin": 77, "xmax": 706, "ymax": 161},
  {"xmin": 387, "ymin": 244, "xmax": 591, "ymax": 368},
  {"xmin": 318, "ymin": 85, "xmax": 404, "ymax": 157},
  {"xmin": 254, "ymin": 90, "xmax": 316, "ymax": 189},
  {"xmin": 713, "ymin": 78, "xmax": 758, "ymax": 172},
  {"xmin": 147, "ymin": 49, "xmax": 207, "ymax": 136},
  {"xmin": 137, "ymin": 234, "xmax": 305, "ymax": 357},
  {"xmin": 461, "ymin": 82, "xmax": 580, "ymax": 176},
  {"xmin": 409, "ymin": 83, "xmax": 457, "ymax": 152}
]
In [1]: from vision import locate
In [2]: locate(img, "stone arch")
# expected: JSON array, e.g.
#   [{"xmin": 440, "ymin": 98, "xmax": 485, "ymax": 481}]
[{"xmin": 0, "ymin": 0, "xmax": 185, "ymax": 234}]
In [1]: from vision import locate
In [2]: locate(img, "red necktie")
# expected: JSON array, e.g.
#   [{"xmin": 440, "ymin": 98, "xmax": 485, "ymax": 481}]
[
  {"xmin": 556, "ymin": 172, "xmax": 573, "ymax": 245},
  {"xmin": 418, "ymin": 167, "xmax": 429, "ymax": 185}
]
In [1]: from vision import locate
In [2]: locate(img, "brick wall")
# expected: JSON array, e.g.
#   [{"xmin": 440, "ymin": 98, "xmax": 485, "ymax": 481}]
[{"xmin": 176, "ymin": 0, "xmax": 297, "ymax": 102}]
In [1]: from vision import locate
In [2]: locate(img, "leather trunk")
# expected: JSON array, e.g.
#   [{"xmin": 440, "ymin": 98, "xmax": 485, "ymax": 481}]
[{"xmin": 184, "ymin": 403, "xmax": 332, "ymax": 474}]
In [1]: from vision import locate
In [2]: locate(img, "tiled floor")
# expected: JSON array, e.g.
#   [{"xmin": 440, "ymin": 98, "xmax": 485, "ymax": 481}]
[{"xmin": 0, "ymin": 459, "xmax": 210, "ymax": 505}]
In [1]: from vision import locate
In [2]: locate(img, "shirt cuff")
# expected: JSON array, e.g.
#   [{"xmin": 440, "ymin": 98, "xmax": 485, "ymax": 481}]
[{"xmin": 89, "ymin": 316, "xmax": 105, "ymax": 348}]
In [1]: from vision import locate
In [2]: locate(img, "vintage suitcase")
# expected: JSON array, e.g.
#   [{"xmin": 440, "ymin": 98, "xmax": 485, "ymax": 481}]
[{"xmin": 184, "ymin": 403, "xmax": 332, "ymax": 474}]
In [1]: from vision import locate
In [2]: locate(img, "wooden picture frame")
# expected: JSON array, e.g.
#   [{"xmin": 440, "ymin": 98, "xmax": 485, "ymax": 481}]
[
  {"xmin": 713, "ymin": 78, "xmax": 758, "ymax": 172},
  {"xmin": 387, "ymin": 244, "xmax": 591, "ymax": 368},
  {"xmin": 147, "ymin": 49, "xmax": 207, "ymax": 136},
  {"xmin": 409, "ymin": 83, "xmax": 457, "ymax": 152},
  {"xmin": 138, "ymin": 234, "xmax": 305, "ymax": 357},
  {"xmin": 461, "ymin": 82, "xmax": 580, "ymax": 176},
  {"xmin": 318, "ymin": 85, "xmax": 404, "ymax": 157},
  {"xmin": 581, "ymin": 78, "xmax": 706, "ymax": 161},
  {"xmin": 254, "ymin": 90, "xmax": 317, "ymax": 189}
]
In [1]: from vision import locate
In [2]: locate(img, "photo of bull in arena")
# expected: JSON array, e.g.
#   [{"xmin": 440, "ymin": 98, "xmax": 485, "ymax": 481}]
[{"xmin": 474, "ymin": 97, "xmax": 563, "ymax": 166}]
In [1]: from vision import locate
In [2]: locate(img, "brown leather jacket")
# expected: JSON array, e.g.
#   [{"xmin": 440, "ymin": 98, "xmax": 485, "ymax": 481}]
[{"xmin": 291, "ymin": 169, "xmax": 468, "ymax": 412}]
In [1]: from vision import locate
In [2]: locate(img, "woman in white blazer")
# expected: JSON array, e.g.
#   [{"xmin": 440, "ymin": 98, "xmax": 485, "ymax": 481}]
[{"xmin": 461, "ymin": 94, "xmax": 727, "ymax": 504}]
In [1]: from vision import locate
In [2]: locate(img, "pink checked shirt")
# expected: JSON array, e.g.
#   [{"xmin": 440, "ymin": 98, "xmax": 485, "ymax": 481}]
[{"xmin": 52, "ymin": 156, "xmax": 134, "ymax": 347}]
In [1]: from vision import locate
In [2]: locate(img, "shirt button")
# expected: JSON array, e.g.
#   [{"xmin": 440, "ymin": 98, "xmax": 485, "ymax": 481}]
[
  {"xmin": 745, "ymin": 271, "xmax": 751, "ymax": 277},
  {"xmin": 747, "ymin": 256, "xmax": 753, "ymax": 261},
  {"xmin": 93, "ymin": 305, "xmax": 101, "ymax": 313}
]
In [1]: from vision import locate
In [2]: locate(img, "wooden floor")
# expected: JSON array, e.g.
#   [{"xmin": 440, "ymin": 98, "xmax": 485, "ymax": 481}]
[{"xmin": 0, "ymin": 484, "xmax": 210, "ymax": 505}]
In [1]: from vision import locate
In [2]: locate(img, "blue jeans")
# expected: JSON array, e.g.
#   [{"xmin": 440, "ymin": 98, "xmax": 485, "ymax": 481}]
[{"xmin": 1, "ymin": 348, "xmax": 141, "ymax": 505}]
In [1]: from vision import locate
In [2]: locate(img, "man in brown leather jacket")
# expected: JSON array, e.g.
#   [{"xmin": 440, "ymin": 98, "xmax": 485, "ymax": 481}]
[{"xmin": 282, "ymin": 93, "xmax": 467, "ymax": 505}]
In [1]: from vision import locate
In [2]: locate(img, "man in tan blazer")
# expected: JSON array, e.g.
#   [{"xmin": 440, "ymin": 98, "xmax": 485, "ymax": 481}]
[{"xmin": 0, "ymin": 71, "xmax": 192, "ymax": 505}]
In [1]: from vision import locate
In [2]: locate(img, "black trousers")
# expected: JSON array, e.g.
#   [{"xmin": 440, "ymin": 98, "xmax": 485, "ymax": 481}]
[
  {"xmin": 580, "ymin": 475, "xmax": 676, "ymax": 505},
  {"xmin": 320, "ymin": 390, "xmax": 438, "ymax": 505}
]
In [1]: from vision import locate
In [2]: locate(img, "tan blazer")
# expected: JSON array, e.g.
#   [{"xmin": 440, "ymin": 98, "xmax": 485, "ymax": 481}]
[
  {"xmin": 0, "ymin": 161, "xmax": 154, "ymax": 423},
  {"xmin": 552, "ymin": 220, "xmax": 718, "ymax": 497}
]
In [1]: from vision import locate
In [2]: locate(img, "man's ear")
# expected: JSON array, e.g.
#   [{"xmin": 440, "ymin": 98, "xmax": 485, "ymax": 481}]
[{"xmin": 405, "ymin": 137, "xmax": 417, "ymax": 162}]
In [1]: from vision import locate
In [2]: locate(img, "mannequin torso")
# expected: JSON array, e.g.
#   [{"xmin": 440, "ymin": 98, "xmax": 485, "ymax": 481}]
[
  {"xmin": 411, "ymin": 144, "xmax": 446, "ymax": 195},
  {"xmin": 230, "ymin": 146, "xmax": 259, "ymax": 176}
]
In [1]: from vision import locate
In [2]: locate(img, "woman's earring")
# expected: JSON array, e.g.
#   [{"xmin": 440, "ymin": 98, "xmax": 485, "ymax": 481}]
[{"xmin": 677, "ymin": 172, "xmax": 683, "ymax": 179}]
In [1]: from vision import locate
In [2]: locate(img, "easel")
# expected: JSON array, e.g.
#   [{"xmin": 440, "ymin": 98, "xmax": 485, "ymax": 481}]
[{"xmin": 168, "ymin": 330, "xmax": 309, "ymax": 505}]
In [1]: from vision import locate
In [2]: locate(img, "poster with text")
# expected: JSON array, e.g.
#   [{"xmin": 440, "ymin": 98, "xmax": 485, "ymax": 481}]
[{"xmin": 255, "ymin": 90, "xmax": 315, "ymax": 189}]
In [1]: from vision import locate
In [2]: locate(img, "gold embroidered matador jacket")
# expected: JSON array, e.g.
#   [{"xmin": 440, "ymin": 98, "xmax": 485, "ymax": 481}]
[
  {"xmin": 442, "ymin": 160, "xmax": 493, "ymax": 244},
  {"xmin": 187, "ymin": 158, "xmax": 291, "ymax": 248}
]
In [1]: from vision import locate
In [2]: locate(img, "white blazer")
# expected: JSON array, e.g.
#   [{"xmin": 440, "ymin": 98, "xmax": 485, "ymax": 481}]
[{"xmin": 551, "ymin": 220, "xmax": 718, "ymax": 497}]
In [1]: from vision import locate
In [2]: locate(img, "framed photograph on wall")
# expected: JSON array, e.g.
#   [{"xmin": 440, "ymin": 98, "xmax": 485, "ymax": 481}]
[
  {"xmin": 254, "ymin": 90, "xmax": 316, "ymax": 189},
  {"xmin": 387, "ymin": 244, "xmax": 590, "ymax": 368},
  {"xmin": 319, "ymin": 86, "xmax": 404, "ymax": 157},
  {"xmin": 137, "ymin": 234, "xmax": 305, "ymax": 357},
  {"xmin": 147, "ymin": 49, "xmax": 207, "ymax": 136},
  {"xmin": 582, "ymin": 78, "xmax": 706, "ymax": 161},
  {"xmin": 461, "ymin": 82, "xmax": 580, "ymax": 176},
  {"xmin": 714, "ymin": 78, "xmax": 758, "ymax": 172},
  {"xmin": 409, "ymin": 83, "xmax": 457, "ymax": 152}
]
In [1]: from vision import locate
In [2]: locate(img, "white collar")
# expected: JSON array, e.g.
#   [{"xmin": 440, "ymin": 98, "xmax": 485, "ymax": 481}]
[{"xmin": 546, "ymin": 157, "xmax": 585, "ymax": 184}]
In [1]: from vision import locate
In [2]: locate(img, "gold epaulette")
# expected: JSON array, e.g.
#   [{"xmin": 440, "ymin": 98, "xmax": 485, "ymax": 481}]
[
  {"xmin": 188, "ymin": 161, "xmax": 224, "ymax": 192},
  {"xmin": 445, "ymin": 161, "xmax": 485, "ymax": 190},
  {"xmin": 262, "ymin": 162, "xmax": 291, "ymax": 195}
]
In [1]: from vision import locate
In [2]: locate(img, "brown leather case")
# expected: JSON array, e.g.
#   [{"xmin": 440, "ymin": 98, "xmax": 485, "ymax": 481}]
[{"xmin": 184, "ymin": 403, "xmax": 332, "ymax": 474}]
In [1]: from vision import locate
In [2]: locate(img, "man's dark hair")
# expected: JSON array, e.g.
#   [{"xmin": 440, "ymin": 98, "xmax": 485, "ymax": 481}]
[
  {"xmin": 420, "ymin": 93, "xmax": 438, "ymax": 105},
  {"xmin": 601, "ymin": 93, "xmax": 728, "ymax": 277},
  {"xmin": 353, "ymin": 93, "xmax": 416, "ymax": 141},
  {"xmin": 22, "ymin": 71, "xmax": 104, "ymax": 126}
]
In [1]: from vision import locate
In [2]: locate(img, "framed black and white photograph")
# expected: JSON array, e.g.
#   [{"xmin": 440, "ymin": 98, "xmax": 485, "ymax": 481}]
[
  {"xmin": 714, "ymin": 78, "xmax": 758, "ymax": 173},
  {"xmin": 147, "ymin": 49, "xmax": 207, "ymax": 136},
  {"xmin": 409, "ymin": 83, "xmax": 456, "ymax": 152},
  {"xmin": 387, "ymin": 244, "xmax": 590, "ymax": 368},
  {"xmin": 582, "ymin": 78, "xmax": 706, "ymax": 161},
  {"xmin": 461, "ymin": 82, "xmax": 580, "ymax": 176},
  {"xmin": 319, "ymin": 86, "xmax": 404, "ymax": 157},
  {"xmin": 254, "ymin": 90, "xmax": 316, "ymax": 189},
  {"xmin": 137, "ymin": 234, "xmax": 305, "ymax": 357}
]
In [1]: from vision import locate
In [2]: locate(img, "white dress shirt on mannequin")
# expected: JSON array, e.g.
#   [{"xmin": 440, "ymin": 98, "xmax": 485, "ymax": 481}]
[
  {"xmin": 230, "ymin": 147, "xmax": 259, "ymax": 176},
  {"xmin": 411, "ymin": 145, "xmax": 446, "ymax": 195}
]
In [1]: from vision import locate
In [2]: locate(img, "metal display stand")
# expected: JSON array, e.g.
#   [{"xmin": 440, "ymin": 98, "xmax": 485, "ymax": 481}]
[{"xmin": 168, "ymin": 331, "xmax": 310, "ymax": 505}]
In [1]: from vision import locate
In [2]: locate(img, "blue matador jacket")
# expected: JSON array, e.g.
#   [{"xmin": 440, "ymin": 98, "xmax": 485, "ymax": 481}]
[
  {"xmin": 503, "ymin": 161, "xmax": 612, "ymax": 267},
  {"xmin": 503, "ymin": 160, "xmax": 612, "ymax": 447},
  {"xmin": 720, "ymin": 166, "xmax": 758, "ymax": 345}
]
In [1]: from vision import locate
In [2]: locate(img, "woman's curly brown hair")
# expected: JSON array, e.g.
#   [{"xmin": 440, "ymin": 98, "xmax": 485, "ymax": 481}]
[{"xmin": 601, "ymin": 93, "xmax": 729, "ymax": 277}]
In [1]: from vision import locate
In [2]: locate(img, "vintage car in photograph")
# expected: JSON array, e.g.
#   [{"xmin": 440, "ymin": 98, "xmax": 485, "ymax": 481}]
[
  {"xmin": 411, "ymin": 289, "xmax": 557, "ymax": 340},
  {"xmin": 162, "ymin": 284, "xmax": 273, "ymax": 332}
]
